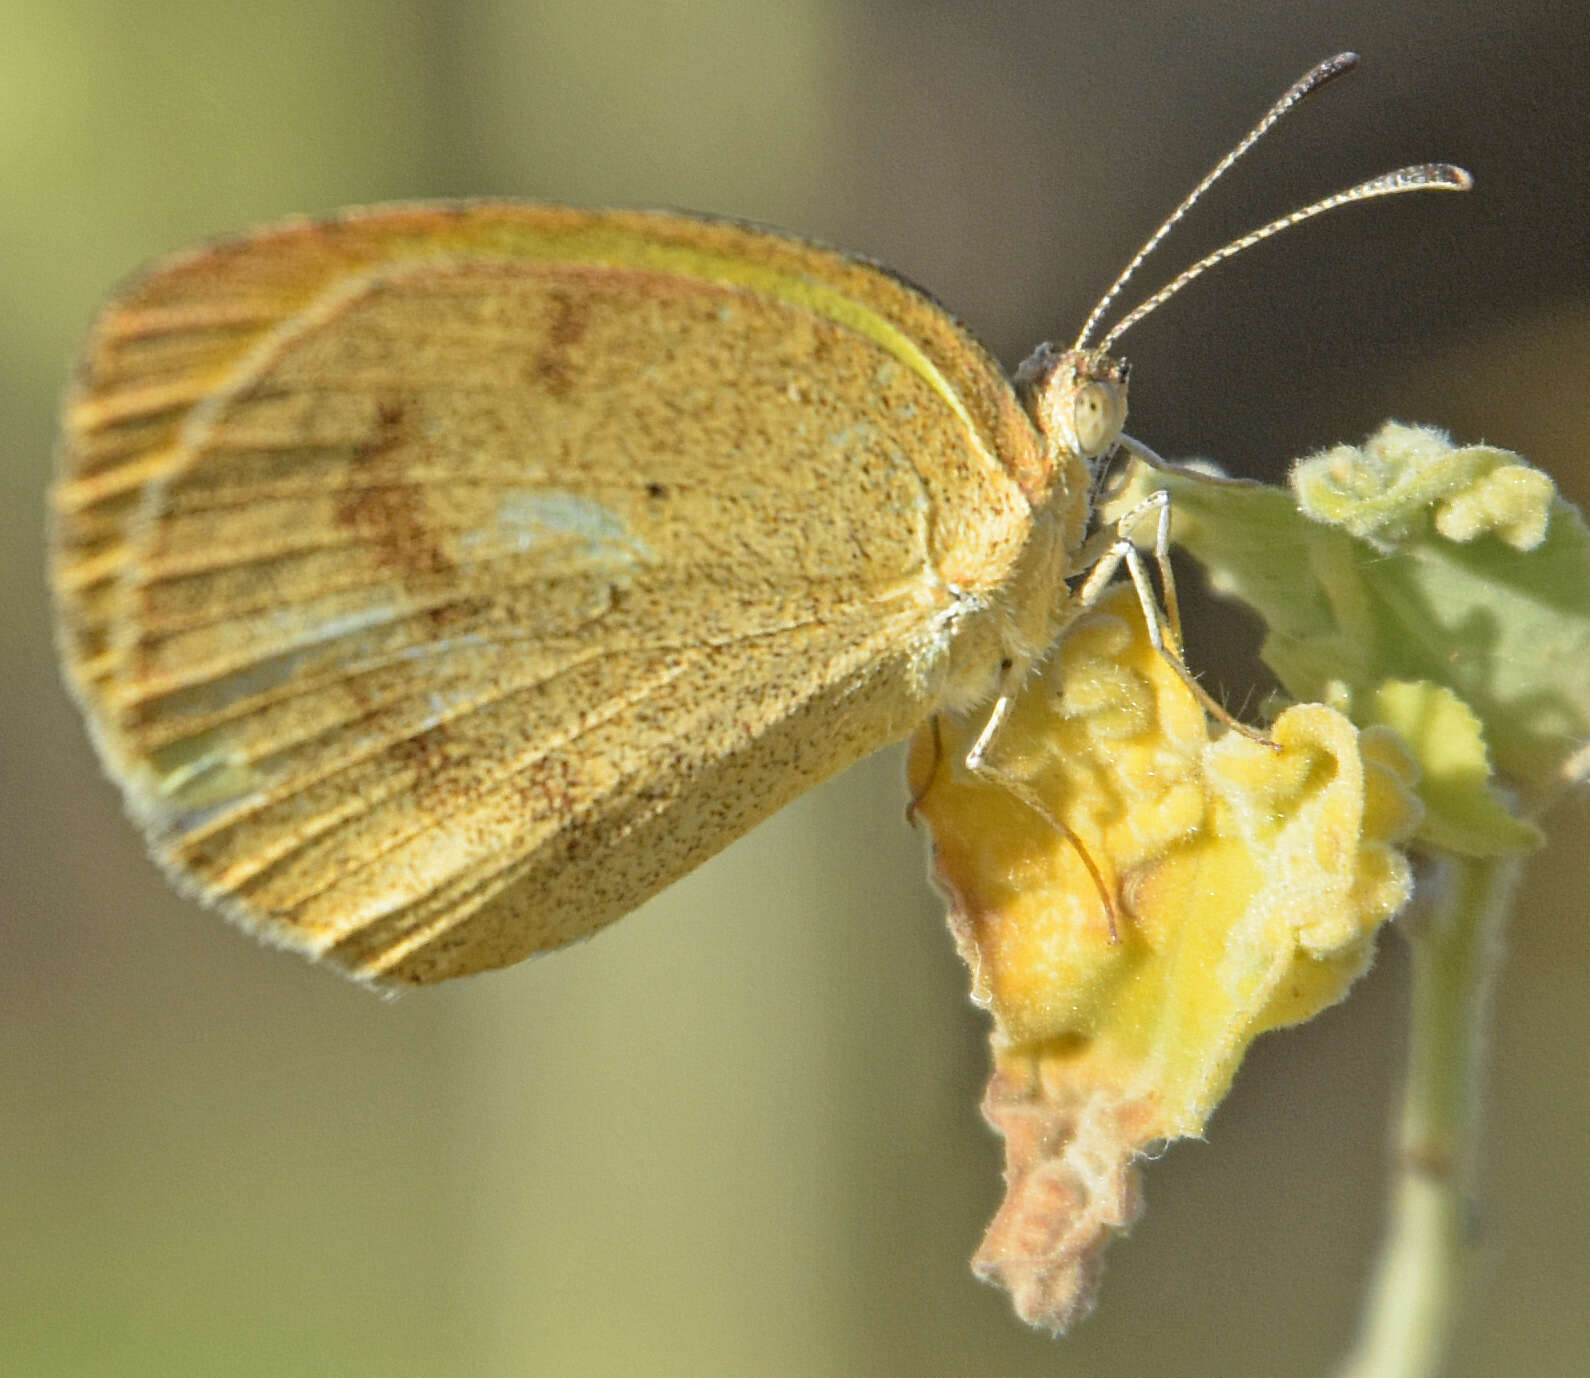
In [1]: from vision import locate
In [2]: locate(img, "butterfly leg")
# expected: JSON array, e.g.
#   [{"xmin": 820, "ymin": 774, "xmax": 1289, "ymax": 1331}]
[
  {"xmin": 960, "ymin": 665, "xmax": 1120, "ymax": 942},
  {"xmin": 949, "ymin": 492, "xmax": 1183, "ymax": 939},
  {"xmin": 1073, "ymin": 486, "xmax": 1272, "ymax": 746}
]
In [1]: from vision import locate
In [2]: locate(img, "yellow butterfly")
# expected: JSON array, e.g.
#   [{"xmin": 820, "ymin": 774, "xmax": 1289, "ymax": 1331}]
[{"xmin": 50, "ymin": 55, "xmax": 1464, "ymax": 985}]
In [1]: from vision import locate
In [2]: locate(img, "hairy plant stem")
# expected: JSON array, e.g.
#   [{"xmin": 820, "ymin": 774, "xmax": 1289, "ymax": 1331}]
[{"xmin": 1333, "ymin": 852, "xmax": 1520, "ymax": 1378}]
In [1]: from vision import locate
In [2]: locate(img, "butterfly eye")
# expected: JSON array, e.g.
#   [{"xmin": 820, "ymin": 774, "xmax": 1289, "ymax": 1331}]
[{"xmin": 1072, "ymin": 379, "xmax": 1127, "ymax": 460}]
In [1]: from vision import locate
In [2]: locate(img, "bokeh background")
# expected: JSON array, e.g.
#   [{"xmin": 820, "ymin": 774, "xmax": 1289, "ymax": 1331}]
[{"xmin": 5, "ymin": 3, "xmax": 1588, "ymax": 1375}]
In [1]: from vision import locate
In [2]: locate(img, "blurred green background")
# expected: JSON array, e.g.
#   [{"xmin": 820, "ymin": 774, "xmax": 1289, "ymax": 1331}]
[{"xmin": 5, "ymin": 3, "xmax": 1588, "ymax": 1375}]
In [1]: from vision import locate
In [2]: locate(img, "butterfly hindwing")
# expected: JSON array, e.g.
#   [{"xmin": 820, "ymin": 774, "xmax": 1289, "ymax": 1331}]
[{"xmin": 53, "ymin": 204, "xmax": 1044, "ymax": 982}]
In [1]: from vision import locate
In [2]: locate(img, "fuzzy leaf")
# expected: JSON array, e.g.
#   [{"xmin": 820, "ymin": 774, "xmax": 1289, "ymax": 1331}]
[{"xmin": 1107, "ymin": 425, "xmax": 1590, "ymax": 803}]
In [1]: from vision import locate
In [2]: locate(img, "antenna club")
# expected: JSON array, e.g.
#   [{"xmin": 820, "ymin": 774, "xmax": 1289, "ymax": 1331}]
[
  {"xmin": 1391, "ymin": 163, "xmax": 1474, "ymax": 192},
  {"xmin": 1315, "ymin": 51, "xmax": 1361, "ymax": 82}
]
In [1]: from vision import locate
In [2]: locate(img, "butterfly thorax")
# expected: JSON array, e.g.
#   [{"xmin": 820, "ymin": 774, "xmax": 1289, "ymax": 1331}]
[
  {"xmin": 924, "ymin": 346, "xmax": 1128, "ymax": 714},
  {"xmin": 1004, "ymin": 344, "xmax": 1130, "ymax": 666}
]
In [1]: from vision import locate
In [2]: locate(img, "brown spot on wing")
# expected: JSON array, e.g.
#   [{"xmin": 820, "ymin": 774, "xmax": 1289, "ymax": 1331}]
[
  {"xmin": 532, "ymin": 291, "xmax": 589, "ymax": 397},
  {"xmin": 331, "ymin": 395, "xmax": 453, "ymax": 577}
]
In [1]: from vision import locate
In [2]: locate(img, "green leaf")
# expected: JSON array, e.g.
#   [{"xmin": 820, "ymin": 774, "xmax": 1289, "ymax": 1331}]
[
  {"xmin": 1360, "ymin": 681, "xmax": 1542, "ymax": 855},
  {"xmin": 1105, "ymin": 423, "xmax": 1590, "ymax": 832}
]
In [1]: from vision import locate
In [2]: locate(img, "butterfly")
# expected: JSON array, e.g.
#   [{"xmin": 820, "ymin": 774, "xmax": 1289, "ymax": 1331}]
[{"xmin": 50, "ymin": 54, "xmax": 1465, "ymax": 985}]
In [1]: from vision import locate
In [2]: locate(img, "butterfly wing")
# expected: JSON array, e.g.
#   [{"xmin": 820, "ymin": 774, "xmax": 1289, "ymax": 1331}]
[{"xmin": 53, "ymin": 203, "xmax": 1046, "ymax": 984}]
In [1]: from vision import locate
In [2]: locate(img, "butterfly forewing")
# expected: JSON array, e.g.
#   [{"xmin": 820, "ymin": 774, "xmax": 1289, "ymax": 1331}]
[{"xmin": 52, "ymin": 204, "xmax": 1046, "ymax": 982}]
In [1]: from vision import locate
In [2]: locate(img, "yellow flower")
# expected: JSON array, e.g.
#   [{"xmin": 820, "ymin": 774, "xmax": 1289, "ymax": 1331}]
[{"xmin": 908, "ymin": 584, "xmax": 1421, "ymax": 1332}]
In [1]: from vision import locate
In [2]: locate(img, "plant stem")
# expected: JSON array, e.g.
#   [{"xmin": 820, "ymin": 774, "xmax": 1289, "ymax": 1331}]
[{"xmin": 1332, "ymin": 852, "xmax": 1519, "ymax": 1378}]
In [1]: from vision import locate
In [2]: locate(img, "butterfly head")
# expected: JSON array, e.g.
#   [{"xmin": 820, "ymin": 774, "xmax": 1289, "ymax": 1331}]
[{"xmin": 1015, "ymin": 343, "xmax": 1129, "ymax": 476}]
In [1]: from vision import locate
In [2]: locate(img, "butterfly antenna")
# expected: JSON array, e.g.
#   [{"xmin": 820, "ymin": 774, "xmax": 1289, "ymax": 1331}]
[
  {"xmin": 1074, "ymin": 51, "xmax": 1361, "ymax": 351},
  {"xmin": 1096, "ymin": 162, "xmax": 1471, "ymax": 352}
]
